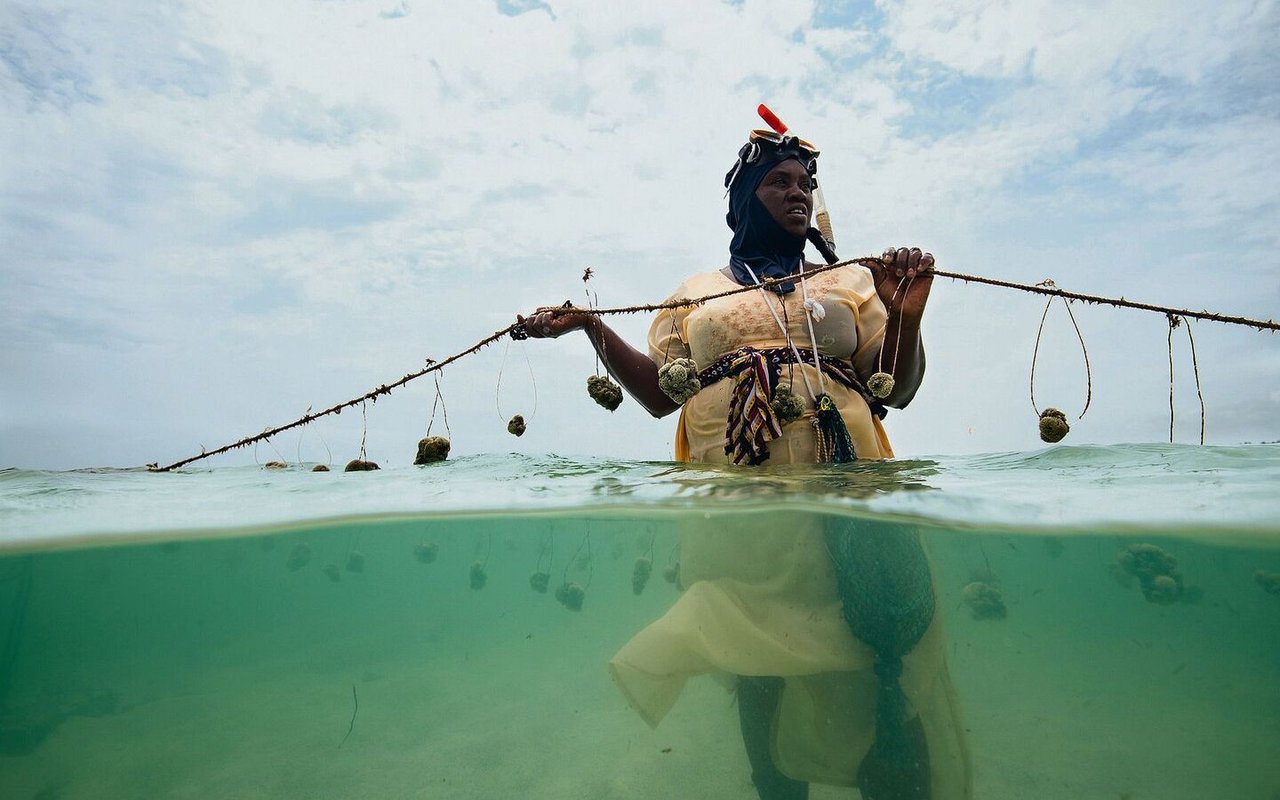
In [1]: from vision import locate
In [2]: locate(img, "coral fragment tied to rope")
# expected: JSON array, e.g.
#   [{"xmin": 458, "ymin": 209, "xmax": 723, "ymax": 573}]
[
  {"xmin": 507, "ymin": 415, "xmax": 527, "ymax": 437},
  {"xmin": 415, "ymin": 436, "xmax": 450, "ymax": 464},
  {"xmin": 587, "ymin": 375, "xmax": 624, "ymax": 411},
  {"xmin": 657, "ymin": 357, "xmax": 702, "ymax": 404}
]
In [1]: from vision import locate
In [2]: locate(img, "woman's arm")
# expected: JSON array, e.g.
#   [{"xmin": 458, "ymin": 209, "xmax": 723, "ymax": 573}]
[
  {"xmin": 872, "ymin": 247, "xmax": 934, "ymax": 409},
  {"xmin": 518, "ymin": 307, "xmax": 680, "ymax": 418}
]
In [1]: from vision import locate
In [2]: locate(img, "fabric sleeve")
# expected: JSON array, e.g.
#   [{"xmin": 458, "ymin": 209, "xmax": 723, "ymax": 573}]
[
  {"xmin": 847, "ymin": 268, "xmax": 889, "ymax": 380},
  {"xmin": 647, "ymin": 282, "xmax": 694, "ymax": 367}
]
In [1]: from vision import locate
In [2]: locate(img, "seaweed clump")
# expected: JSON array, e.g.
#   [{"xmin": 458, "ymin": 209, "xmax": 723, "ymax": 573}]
[
  {"xmin": 555, "ymin": 581, "xmax": 585, "ymax": 611},
  {"xmin": 587, "ymin": 375, "xmax": 623, "ymax": 411},
  {"xmin": 632, "ymin": 557, "xmax": 652, "ymax": 595},
  {"xmin": 344, "ymin": 459, "xmax": 379, "ymax": 472},
  {"xmin": 286, "ymin": 543, "xmax": 312, "ymax": 572},
  {"xmin": 867, "ymin": 372, "xmax": 895, "ymax": 400},
  {"xmin": 1116, "ymin": 543, "xmax": 1187, "ymax": 605},
  {"xmin": 312, "ymin": 464, "xmax": 330, "ymax": 472},
  {"xmin": 961, "ymin": 581, "xmax": 1007, "ymax": 620},
  {"xmin": 323, "ymin": 564, "xmax": 341, "ymax": 583},
  {"xmin": 507, "ymin": 415, "xmax": 527, "ymax": 437},
  {"xmin": 1038, "ymin": 408, "xmax": 1069, "ymax": 443},
  {"xmin": 529, "ymin": 570, "xmax": 551, "ymax": 593},
  {"xmin": 346, "ymin": 551, "xmax": 365, "ymax": 573},
  {"xmin": 414, "ymin": 542, "xmax": 439, "ymax": 564},
  {"xmin": 657, "ymin": 358, "xmax": 701, "ymax": 404},
  {"xmin": 662, "ymin": 562, "xmax": 680, "ymax": 586},
  {"xmin": 469, "ymin": 560, "xmax": 487, "ymax": 590},
  {"xmin": 770, "ymin": 385, "xmax": 805, "ymax": 423},
  {"xmin": 1255, "ymin": 570, "xmax": 1280, "ymax": 596},
  {"xmin": 414, "ymin": 436, "xmax": 450, "ymax": 464}
]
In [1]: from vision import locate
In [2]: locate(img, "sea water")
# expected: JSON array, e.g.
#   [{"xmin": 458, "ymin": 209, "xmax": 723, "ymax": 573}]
[{"xmin": 0, "ymin": 446, "xmax": 1277, "ymax": 799}]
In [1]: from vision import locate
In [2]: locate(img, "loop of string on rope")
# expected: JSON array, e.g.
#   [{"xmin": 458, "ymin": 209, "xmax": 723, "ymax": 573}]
[
  {"xmin": 1167, "ymin": 314, "xmax": 1206, "ymax": 445},
  {"xmin": 564, "ymin": 532, "xmax": 593, "ymax": 588},
  {"xmin": 151, "ymin": 256, "xmax": 1278, "ymax": 471},
  {"xmin": 495, "ymin": 335, "xmax": 538, "ymax": 423},
  {"xmin": 1029, "ymin": 280, "xmax": 1093, "ymax": 421},
  {"xmin": 877, "ymin": 275, "xmax": 913, "ymax": 380},
  {"xmin": 425, "ymin": 374, "xmax": 451, "ymax": 439},
  {"xmin": 358, "ymin": 402, "xmax": 369, "ymax": 462},
  {"xmin": 584, "ymin": 270, "xmax": 604, "ymax": 376}
]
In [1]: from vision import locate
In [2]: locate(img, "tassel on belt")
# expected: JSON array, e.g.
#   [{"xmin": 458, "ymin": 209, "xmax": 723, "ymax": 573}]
[{"xmin": 699, "ymin": 347, "xmax": 883, "ymax": 466}]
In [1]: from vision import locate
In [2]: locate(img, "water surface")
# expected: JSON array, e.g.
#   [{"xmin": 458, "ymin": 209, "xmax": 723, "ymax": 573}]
[{"xmin": 1, "ymin": 445, "xmax": 1277, "ymax": 799}]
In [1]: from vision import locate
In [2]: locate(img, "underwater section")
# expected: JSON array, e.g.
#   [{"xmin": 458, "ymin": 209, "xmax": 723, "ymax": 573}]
[{"xmin": 1, "ymin": 502, "xmax": 1278, "ymax": 799}]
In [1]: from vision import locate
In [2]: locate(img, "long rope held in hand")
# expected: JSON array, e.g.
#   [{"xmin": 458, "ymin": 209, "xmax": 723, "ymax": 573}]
[{"xmin": 150, "ymin": 257, "xmax": 1278, "ymax": 472}]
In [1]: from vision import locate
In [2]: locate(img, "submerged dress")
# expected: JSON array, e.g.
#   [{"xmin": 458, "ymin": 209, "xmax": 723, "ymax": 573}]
[{"xmin": 608, "ymin": 265, "xmax": 973, "ymax": 795}]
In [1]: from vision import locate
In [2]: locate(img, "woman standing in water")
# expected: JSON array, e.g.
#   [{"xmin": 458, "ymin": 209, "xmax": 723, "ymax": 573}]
[{"xmin": 520, "ymin": 127, "xmax": 970, "ymax": 799}]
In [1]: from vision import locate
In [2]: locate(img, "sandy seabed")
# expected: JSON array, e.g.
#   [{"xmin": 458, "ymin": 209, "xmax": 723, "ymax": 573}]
[{"xmin": 3, "ymin": 603, "xmax": 1278, "ymax": 800}]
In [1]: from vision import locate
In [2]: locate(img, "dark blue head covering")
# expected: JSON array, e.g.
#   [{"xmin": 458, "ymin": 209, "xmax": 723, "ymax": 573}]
[{"xmin": 724, "ymin": 136, "xmax": 817, "ymax": 294}]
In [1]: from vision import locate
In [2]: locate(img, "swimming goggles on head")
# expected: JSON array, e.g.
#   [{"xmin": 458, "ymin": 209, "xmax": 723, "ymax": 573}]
[
  {"xmin": 748, "ymin": 128, "xmax": 820, "ymax": 158},
  {"xmin": 725, "ymin": 129, "xmax": 821, "ymax": 193}
]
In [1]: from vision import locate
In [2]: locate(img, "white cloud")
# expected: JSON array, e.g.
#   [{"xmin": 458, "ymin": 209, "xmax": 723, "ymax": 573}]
[{"xmin": 2, "ymin": 0, "xmax": 1277, "ymax": 468}]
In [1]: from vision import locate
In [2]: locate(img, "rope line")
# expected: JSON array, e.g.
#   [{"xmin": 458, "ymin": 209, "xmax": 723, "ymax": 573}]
[{"xmin": 150, "ymin": 256, "xmax": 1277, "ymax": 471}]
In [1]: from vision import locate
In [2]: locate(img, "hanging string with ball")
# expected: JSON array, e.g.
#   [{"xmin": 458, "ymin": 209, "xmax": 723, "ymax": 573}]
[
  {"xmin": 769, "ymin": 303, "xmax": 805, "ymax": 424},
  {"xmin": 1029, "ymin": 281, "xmax": 1093, "ymax": 443},
  {"xmin": 1167, "ymin": 314, "xmax": 1206, "ymax": 445},
  {"xmin": 795, "ymin": 263, "xmax": 856, "ymax": 463},
  {"xmin": 296, "ymin": 421, "xmax": 327, "ymax": 471},
  {"xmin": 530, "ymin": 529, "xmax": 553, "ymax": 593},
  {"xmin": 344, "ymin": 527, "xmax": 366, "ymax": 575},
  {"xmin": 662, "ymin": 540, "xmax": 681, "ymax": 586},
  {"xmin": 632, "ymin": 531, "xmax": 656, "ymax": 595},
  {"xmin": 556, "ymin": 531, "xmax": 591, "ymax": 611},
  {"xmin": 469, "ymin": 532, "xmax": 491, "ymax": 590},
  {"xmin": 657, "ymin": 297, "xmax": 702, "ymax": 404},
  {"xmin": 496, "ymin": 335, "xmax": 537, "ymax": 437},
  {"xmin": 583, "ymin": 268, "xmax": 624, "ymax": 411},
  {"xmin": 293, "ymin": 425, "xmax": 304, "ymax": 467},
  {"xmin": 344, "ymin": 402, "xmax": 379, "ymax": 471},
  {"xmin": 415, "ymin": 372, "xmax": 452, "ymax": 464},
  {"xmin": 868, "ymin": 277, "xmax": 912, "ymax": 401},
  {"xmin": 255, "ymin": 430, "xmax": 290, "ymax": 470},
  {"xmin": 312, "ymin": 432, "xmax": 333, "ymax": 472}
]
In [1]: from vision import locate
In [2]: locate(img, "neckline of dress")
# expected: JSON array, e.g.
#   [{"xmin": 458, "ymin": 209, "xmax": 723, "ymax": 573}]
[{"xmin": 717, "ymin": 264, "xmax": 822, "ymax": 285}]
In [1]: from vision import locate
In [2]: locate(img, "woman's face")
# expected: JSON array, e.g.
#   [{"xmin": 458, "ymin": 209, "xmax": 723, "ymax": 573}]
[{"xmin": 754, "ymin": 159, "xmax": 813, "ymax": 238}]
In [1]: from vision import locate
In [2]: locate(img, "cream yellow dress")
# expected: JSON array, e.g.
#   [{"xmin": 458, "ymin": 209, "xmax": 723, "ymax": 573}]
[{"xmin": 608, "ymin": 265, "xmax": 973, "ymax": 795}]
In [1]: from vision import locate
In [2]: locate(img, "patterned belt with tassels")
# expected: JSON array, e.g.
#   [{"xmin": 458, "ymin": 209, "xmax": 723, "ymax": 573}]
[{"xmin": 698, "ymin": 347, "xmax": 885, "ymax": 466}]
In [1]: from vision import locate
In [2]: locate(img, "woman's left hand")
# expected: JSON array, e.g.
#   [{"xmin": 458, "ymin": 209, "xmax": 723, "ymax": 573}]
[{"xmin": 875, "ymin": 247, "xmax": 935, "ymax": 322}]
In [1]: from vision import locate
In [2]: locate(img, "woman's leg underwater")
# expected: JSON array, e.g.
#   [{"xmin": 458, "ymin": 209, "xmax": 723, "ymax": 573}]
[{"xmin": 737, "ymin": 675, "xmax": 810, "ymax": 800}]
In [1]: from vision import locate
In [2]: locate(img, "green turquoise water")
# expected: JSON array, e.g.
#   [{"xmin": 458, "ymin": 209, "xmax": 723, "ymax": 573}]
[{"xmin": 1, "ymin": 447, "xmax": 1278, "ymax": 799}]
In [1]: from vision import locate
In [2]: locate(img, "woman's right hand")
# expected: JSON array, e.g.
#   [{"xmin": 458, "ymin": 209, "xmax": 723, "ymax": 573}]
[{"xmin": 517, "ymin": 305, "xmax": 598, "ymax": 339}]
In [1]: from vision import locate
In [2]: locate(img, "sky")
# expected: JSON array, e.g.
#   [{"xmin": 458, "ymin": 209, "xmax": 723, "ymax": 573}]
[{"xmin": 1, "ymin": 0, "xmax": 1277, "ymax": 470}]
